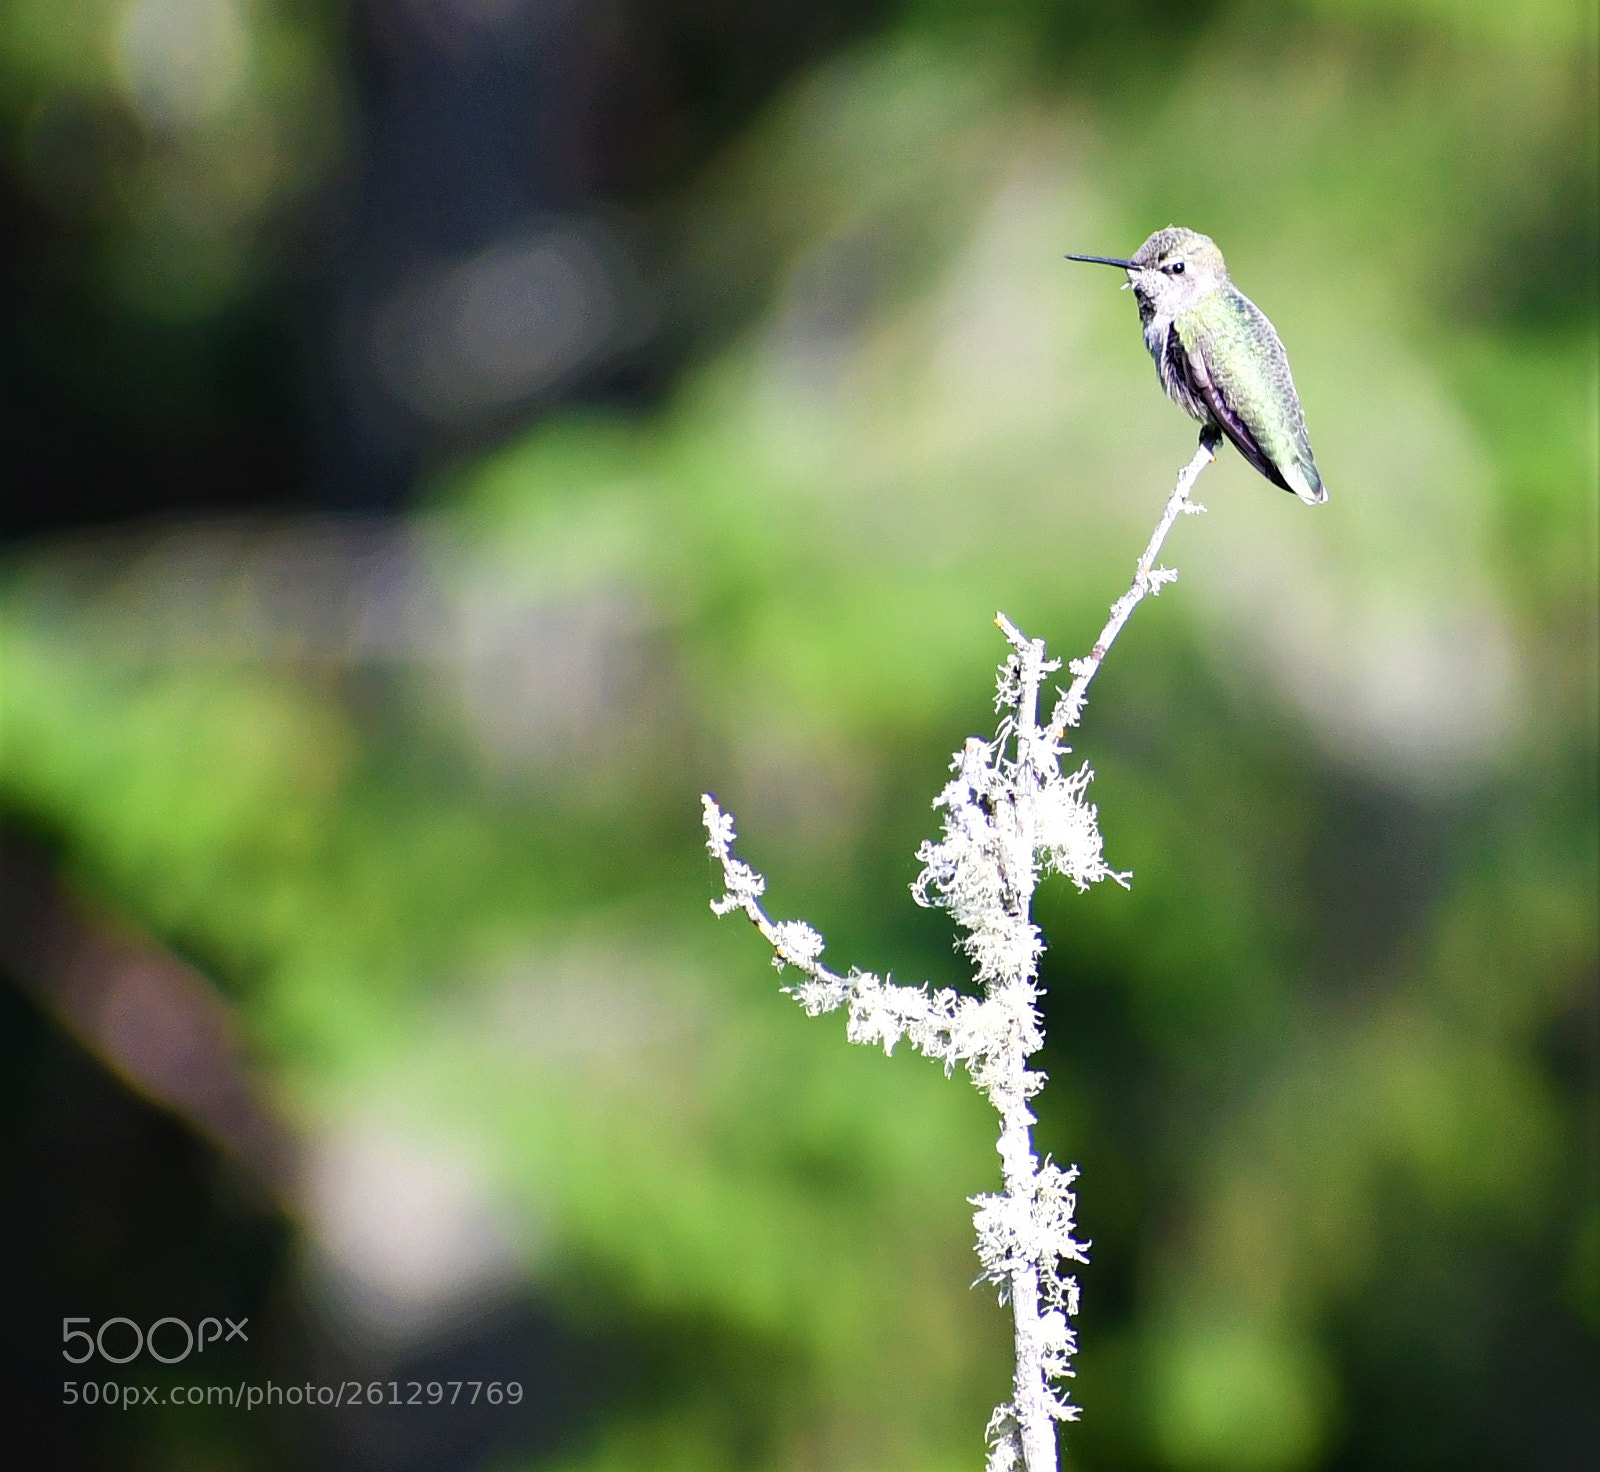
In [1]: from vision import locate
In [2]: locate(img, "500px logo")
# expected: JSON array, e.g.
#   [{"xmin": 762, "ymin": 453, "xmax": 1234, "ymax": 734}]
[{"xmin": 63, "ymin": 1316, "xmax": 249, "ymax": 1365}]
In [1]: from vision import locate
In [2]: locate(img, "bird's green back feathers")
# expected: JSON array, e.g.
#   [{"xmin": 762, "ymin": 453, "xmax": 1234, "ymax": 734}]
[{"xmin": 1178, "ymin": 287, "xmax": 1324, "ymax": 503}]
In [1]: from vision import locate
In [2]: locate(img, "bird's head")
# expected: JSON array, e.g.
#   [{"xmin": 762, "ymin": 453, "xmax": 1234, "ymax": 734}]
[{"xmin": 1066, "ymin": 226, "xmax": 1229, "ymax": 321}]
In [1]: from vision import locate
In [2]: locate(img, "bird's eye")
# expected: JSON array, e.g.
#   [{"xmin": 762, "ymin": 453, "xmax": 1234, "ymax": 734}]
[{"xmin": 1167, "ymin": 261, "xmax": 1186, "ymax": 275}]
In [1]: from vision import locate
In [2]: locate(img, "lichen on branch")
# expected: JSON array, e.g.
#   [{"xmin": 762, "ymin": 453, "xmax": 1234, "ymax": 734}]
[{"xmin": 701, "ymin": 446, "xmax": 1211, "ymax": 1471}]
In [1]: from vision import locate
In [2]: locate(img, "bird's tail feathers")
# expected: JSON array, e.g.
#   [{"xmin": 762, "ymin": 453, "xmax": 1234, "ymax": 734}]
[{"xmin": 1286, "ymin": 457, "xmax": 1327, "ymax": 506}]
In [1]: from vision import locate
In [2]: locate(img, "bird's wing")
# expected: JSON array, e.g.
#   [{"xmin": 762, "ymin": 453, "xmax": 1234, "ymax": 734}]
[
  {"xmin": 1171, "ymin": 322, "xmax": 1290, "ymax": 491},
  {"xmin": 1180, "ymin": 291, "xmax": 1325, "ymax": 504}
]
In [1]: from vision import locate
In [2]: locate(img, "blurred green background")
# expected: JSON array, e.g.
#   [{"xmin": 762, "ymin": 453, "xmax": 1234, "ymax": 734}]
[{"xmin": 1, "ymin": 1, "xmax": 1595, "ymax": 1469}]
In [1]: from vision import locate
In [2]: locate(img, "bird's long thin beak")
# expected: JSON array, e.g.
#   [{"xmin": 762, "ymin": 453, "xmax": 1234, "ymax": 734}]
[{"xmin": 1063, "ymin": 253, "xmax": 1138, "ymax": 269}]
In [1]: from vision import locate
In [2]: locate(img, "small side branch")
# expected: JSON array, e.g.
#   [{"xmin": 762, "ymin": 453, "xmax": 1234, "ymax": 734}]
[
  {"xmin": 702, "ymin": 795, "xmax": 996, "ymax": 1069},
  {"xmin": 1047, "ymin": 440, "xmax": 1212, "ymax": 738}
]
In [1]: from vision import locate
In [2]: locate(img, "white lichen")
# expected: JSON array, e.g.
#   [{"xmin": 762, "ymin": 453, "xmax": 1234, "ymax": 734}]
[{"xmin": 701, "ymin": 443, "xmax": 1213, "ymax": 1471}]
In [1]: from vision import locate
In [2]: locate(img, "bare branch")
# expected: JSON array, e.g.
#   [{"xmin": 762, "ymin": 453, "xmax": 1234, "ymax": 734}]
[{"xmin": 1048, "ymin": 440, "xmax": 1213, "ymax": 738}]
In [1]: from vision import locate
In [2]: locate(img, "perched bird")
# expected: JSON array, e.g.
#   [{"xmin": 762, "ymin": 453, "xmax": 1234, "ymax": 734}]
[{"xmin": 1066, "ymin": 227, "xmax": 1327, "ymax": 505}]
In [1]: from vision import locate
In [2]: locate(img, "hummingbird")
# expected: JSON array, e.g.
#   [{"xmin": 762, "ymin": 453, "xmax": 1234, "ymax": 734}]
[{"xmin": 1066, "ymin": 227, "xmax": 1327, "ymax": 505}]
